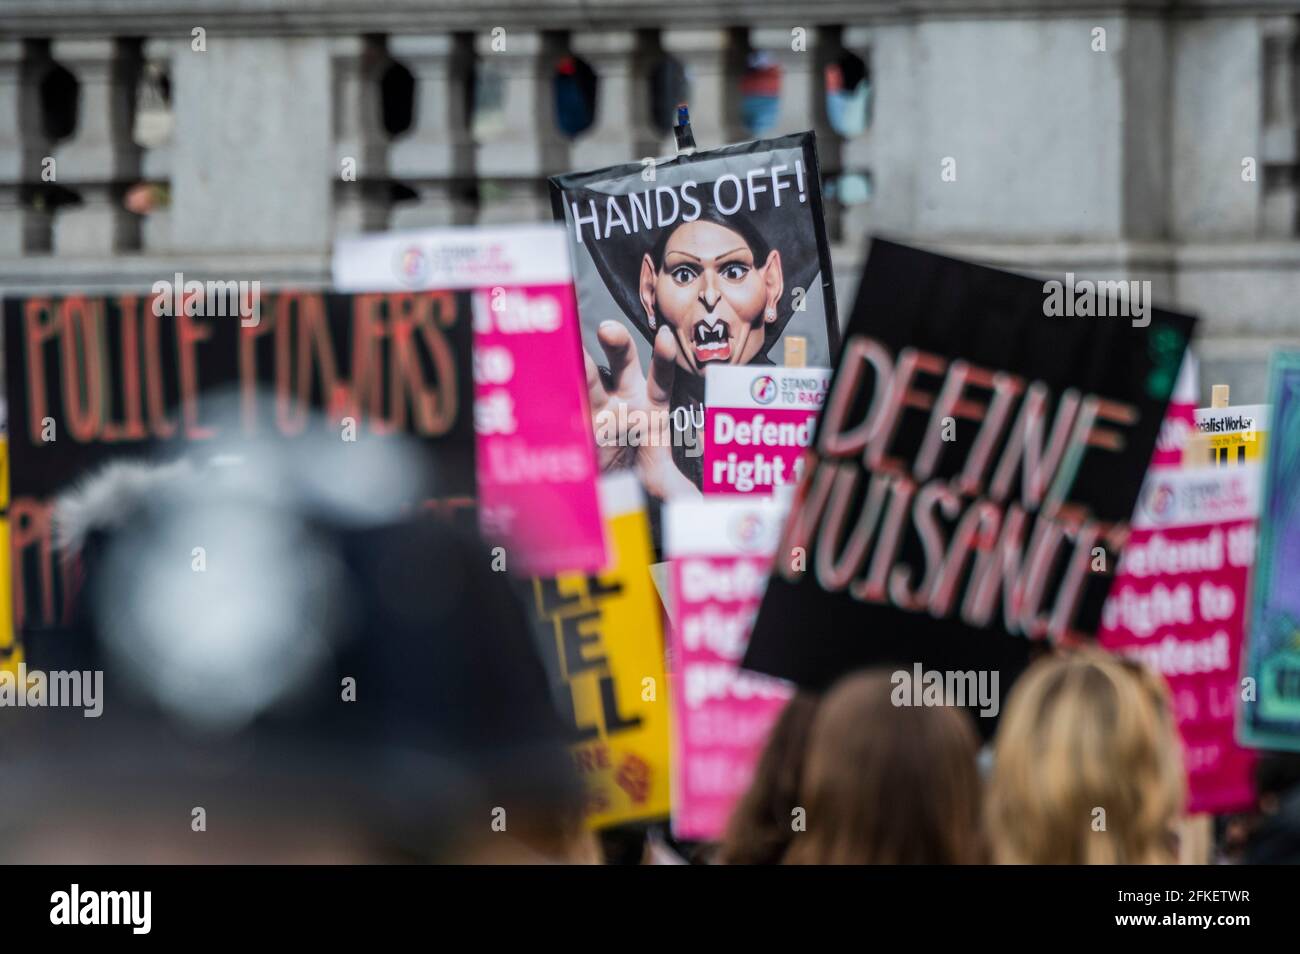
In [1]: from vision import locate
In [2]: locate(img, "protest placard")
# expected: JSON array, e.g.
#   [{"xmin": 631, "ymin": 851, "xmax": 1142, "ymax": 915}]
[
  {"xmin": 1191, "ymin": 404, "xmax": 1269, "ymax": 469},
  {"xmin": 1100, "ymin": 465, "xmax": 1259, "ymax": 812},
  {"xmin": 523, "ymin": 474, "xmax": 671, "ymax": 828},
  {"xmin": 1241, "ymin": 352, "xmax": 1300, "ymax": 752},
  {"xmin": 665, "ymin": 496, "xmax": 791, "ymax": 840},
  {"xmin": 1096, "ymin": 352, "xmax": 1258, "ymax": 811},
  {"xmin": 333, "ymin": 225, "xmax": 606, "ymax": 576},
  {"xmin": 1150, "ymin": 353, "xmax": 1198, "ymax": 469},
  {"xmin": 703, "ymin": 365, "xmax": 830, "ymax": 495},
  {"xmin": 741, "ymin": 240, "xmax": 1196, "ymax": 723},
  {"xmin": 2, "ymin": 289, "xmax": 475, "ymax": 649},
  {"xmin": 550, "ymin": 133, "xmax": 839, "ymax": 503}
]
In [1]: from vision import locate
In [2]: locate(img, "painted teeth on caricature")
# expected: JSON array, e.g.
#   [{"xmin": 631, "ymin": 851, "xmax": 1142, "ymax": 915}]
[{"xmin": 693, "ymin": 321, "xmax": 728, "ymax": 348}]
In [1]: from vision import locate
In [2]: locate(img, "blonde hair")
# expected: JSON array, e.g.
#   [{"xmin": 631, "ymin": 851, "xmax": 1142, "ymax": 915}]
[{"xmin": 986, "ymin": 650, "xmax": 1184, "ymax": 864}]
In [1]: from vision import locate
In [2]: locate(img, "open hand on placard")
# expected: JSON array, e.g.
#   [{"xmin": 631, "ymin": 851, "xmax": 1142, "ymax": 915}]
[{"xmin": 585, "ymin": 321, "xmax": 700, "ymax": 502}]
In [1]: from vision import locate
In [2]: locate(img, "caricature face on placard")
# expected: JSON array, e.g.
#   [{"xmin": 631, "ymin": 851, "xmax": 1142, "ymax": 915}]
[
  {"xmin": 641, "ymin": 212, "xmax": 784, "ymax": 374},
  {"xmin": 551, "ymin": 133, "xmax": 839, "ymax": 504}
]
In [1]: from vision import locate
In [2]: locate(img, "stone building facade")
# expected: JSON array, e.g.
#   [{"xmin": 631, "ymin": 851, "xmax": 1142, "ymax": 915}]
[{"xmin": 1, "ymin": 0, "xmax": 1298, "ymax": 399}]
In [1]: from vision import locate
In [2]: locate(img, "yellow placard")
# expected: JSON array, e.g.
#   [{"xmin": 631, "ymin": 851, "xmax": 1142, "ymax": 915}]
[
  {"xmin": 1187, "ymin": 404, "xmax": 1270, "ymax": 469},
  {"xmin": 1202, "ymin": 429, "xmax": 1268, "ymax": 466},
  {"xmin": 527, "ymin": 475, "xmax": 670, "ymax": 829}
]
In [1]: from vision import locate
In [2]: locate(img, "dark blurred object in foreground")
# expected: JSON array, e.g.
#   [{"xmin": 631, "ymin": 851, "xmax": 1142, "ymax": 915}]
[
  {"xmin": 0, "ymin": 398, "xmax": 587, "ymax": 863},
  {"xmin": 1244, "ymin": 753, "xmax": 1300, "ymax": 864}
]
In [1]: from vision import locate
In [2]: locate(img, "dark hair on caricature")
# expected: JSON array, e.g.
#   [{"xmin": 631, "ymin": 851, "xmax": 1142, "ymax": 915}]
[{"xmin": 646, "ymin": 205, "xmax": 774, "ymax": 273}]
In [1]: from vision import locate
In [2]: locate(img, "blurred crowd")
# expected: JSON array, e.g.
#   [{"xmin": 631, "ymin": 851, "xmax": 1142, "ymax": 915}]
[{"xmin": 2, "ymin": 419, "xmax": 1297, "ymax": 866}]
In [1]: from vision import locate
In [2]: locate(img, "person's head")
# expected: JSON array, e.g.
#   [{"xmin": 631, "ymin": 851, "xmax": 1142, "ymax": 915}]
[
  {"xmin": 718, "ymin": 692, "xmax": 820, "ymax": 865},
  {"xmin": 783, "ymin": 670, "xmax": 983, "ymax": 864},
  {"xmin": 986, "ymin": 650, "xmax": 1184, "ymax": 864},
  {"xmin": 639, "ymin": 208, "xmax": 783, "ymax": 375}
]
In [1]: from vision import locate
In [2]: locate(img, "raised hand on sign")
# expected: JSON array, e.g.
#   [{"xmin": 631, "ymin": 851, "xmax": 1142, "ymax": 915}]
[{"xmin": 586, "ymin": 321, "xmax": 699, "ymax": 502}]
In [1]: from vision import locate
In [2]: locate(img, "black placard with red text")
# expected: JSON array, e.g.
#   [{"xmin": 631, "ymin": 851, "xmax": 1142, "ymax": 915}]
[
  {"xmin": 741, "ymin": 240, "xmax": 1196, "ymax": 724},
  {"xmin": 2, "ymin": 290, "xmax": 475, "ymax": 642}
]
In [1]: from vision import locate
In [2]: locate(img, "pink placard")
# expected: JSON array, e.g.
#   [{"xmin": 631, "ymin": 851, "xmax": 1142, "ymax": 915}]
[
  {"xmin": 1150, "ymin": 355, "xmax": 1199, "ymax": 469},
  {"xmin": 474, "ymin": 283, "xmax": 606, "ymax": 576},
  {"xmin": 1151, "ymin": 401, "xmax": 1197, "ymax": 469},
  {"xmin": 665, "ymin": 498, "xmax": 792, "ymax": 841},
  {"xmin": 703, "ymin": 366, "xmax": 829, "ymax": 495},
  {"xmin": 1100, "ymin": 465, "xmax": 1260, "ymax": 814}
]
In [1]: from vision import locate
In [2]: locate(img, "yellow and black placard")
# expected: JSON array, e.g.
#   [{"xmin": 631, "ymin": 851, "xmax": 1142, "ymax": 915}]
[
  {"xmin": 526, "ymin": 474, "xmax": 670, "ymax": 829},
  {"xmin": 1189, "ymin": 404, "xmax": 1270, "ymax": 469}
]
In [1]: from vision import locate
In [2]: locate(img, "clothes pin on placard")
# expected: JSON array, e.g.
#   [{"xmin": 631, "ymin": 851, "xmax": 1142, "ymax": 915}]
[
  {"xmin": 783, "ymin": 335, "xmax": 807, "ymax": 368},
  {"xmin": 1206, "ymin": 384, "xmax": 1231, "ymax": 466},
  {"xmin": 1184, "ymin": 383, "xmax": 1232, "ymax": 468},
  {"xmin": 1190, "ymin": 384, "xmax": 1232, "ymax": 467}
]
